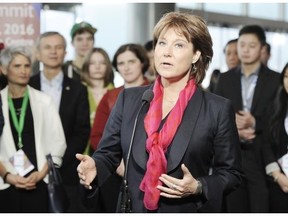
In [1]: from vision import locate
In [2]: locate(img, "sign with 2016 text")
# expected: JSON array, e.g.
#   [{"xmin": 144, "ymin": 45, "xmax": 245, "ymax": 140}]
[{"xmin": 0, "ymin": 3, "xmax": 41, "ymax": 47}]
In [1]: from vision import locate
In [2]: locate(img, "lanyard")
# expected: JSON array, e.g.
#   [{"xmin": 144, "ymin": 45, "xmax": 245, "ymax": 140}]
[{"xmin": 8, "ymin": 89, "xmax": 29, "ymax": 149}]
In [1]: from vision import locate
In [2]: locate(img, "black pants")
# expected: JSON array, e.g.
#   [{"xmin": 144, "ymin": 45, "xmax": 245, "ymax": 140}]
[
  {"xmin": 63, "ymin": 184, "xmax": 91, "ymax": 212},
  {"xmin": 0, "ymin": 181, "xmax": 48, "ymax": 213},
  {"xmin": 224, "ymin": 146, "xmax": 269, "ymax": 212},
  {"xmin": 268, "ymin": 180, "xmax": 288, "ymax": 212},
  {"xmin": 92, "ymin": 173, "xmax": 122, "ymax": 212}
]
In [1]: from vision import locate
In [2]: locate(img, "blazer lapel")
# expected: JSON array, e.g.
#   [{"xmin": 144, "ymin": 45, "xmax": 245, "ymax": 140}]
[
  {"xmin": 27, "ymin": 86, "xmax": 42, "ymax": 153},
  {"xmin": 250, "ymin": 66, "xmax": 266, "ymax": 113},
  {"xmin": 131, "ymin": 103, "xmax": 150, "ymax": 170},
  {"xmin": 231, "ymin": 68, "xmax": 243, "ymax": 111},
  {"xmin": 166, "ymin": 88, "xmax": 203, "ymax": 173},
  {"xmin": 132, "ymin": 88, "xmax": 204, "ymax": 173},
  {"xmin": 59, "ymin": 76, "xmax": 71, "ymax": 117},
  {"xmin": 31, "ymin": 73, "xmax": 41, "ymax": 90}
]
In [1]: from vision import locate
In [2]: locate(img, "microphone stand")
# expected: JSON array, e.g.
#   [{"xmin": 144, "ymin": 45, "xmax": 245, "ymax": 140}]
[{"xmin": 117, "ymin": 89, "xmax": 153, "ymax": 213}]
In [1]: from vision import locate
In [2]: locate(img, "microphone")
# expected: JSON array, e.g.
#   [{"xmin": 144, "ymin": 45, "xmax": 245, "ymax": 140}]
[
  {"xmin": 117, "ymin": 89, "xmax": 154, "ymax": 213},
  {"xmin": 141, "ymin": 89, "xmax": 154, "ymax": 104}
]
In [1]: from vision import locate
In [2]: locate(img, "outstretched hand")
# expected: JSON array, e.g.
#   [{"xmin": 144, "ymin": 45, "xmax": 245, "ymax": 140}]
[
  {"xmin": 157, "ymin": 164, "xmax": 199, "ymax": 198},
  {"xmin": 76, "ymin": 153, "xmax": 97, "ymax": 190}
]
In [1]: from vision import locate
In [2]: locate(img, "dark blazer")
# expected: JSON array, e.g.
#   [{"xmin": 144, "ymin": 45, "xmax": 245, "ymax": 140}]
[
  {"xmin": 263, "ymin": 120, "xmax": 288, "ymax": 171},
  {"xmin": 92, "ymin": 85, "xmax": 242, "ymax": 213},
  {"xmin": 29, "ymin": 73, "xmax": 90, "ymax": 185},
  {"xmin": 215, "ymin": 65, "xmax": 280, "ymax": 157},
  {"xmin": 214, "ymin": 64, "xmax": 280, "ymax": 212},
  {"xmin": 263, "ymin": 106, "xmax": 288, "ymax": 175}
]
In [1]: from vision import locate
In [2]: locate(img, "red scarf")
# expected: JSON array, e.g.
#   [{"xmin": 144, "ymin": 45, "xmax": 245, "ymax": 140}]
[{"xmin": 139, "ymin": 76, "xmax": 197, "ymax": 210}]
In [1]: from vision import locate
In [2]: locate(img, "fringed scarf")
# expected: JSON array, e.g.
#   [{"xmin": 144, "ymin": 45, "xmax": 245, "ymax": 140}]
[{"xmin": 139, "ymin": 76, "xmax": 197, "ymax": 210}]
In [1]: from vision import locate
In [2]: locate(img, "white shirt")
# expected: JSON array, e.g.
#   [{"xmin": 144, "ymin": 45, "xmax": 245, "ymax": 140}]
[{"xmin": 40, "ymin": 71, "xmax": 63, "ymax": 111}]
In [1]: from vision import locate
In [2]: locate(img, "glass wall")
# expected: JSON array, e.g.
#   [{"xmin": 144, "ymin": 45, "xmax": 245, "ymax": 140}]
[
  {"xmin": 201, "ymin": 26, "xmax": 288, "ymax": 88},
  {"xmin": 38, "ymin": 2, "xmax": 288, "ymax": 87},
  {"xmin": 40, "ymin": 9, "xmax": 74, "ymax": 60},
  {"xmin": 249, "ymin": 3, "xmax": 279, "ymax": 20},
  {"xmin": 177, "ymin": 2, "xmax": 288, "ymax": 88},
  {"xmin": 204, "ymin": 3, "xmax": 243, "ymax": 16},
  {"xmin": 286, "ymin": 4, "xmax": 288, "ymax": 21}
]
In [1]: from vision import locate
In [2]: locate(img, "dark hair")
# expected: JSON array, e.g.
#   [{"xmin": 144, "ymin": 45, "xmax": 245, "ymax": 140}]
[
  {"xmin": 223, "ymin": 38, "xmax": 238, "ymax": 54},
  {"xmin": 81, "ymin": 47, "xmax": 114, "ymax": 87},
  {"xmin": 70, "ymin": 21, "xmax": 97, "ymax": 41},
  {"xmin": 268, "ymin": 63, "xmax": 288, "ymax": 144},
  {"xmin": 153, "ymin": 11, "xmax": 213, "ymax": 85},
  {"xmin": 144, "ymin": 40, "xmax": 153, "ymax": 52},
  {"xmin": 239, "ymin": 25, "xmax": 266, "ymax": 46},
  {"xmin": 72, "ymin": 29, "xmax": 95, "ymax": 42},
  {"xmin": 112, "ymin": 43, "xmax": 149, "ymax": 74},
  {"xmin": 264, "ymin": 42, "xmax": 271, "ymax": 54},
  {"xmin": 208, "ymin": 69, "xmax": 220, "ymax": 93}
]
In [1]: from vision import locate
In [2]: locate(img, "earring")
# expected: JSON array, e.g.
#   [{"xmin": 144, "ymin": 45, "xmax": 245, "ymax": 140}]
[{"xmin": 192, "ymin": 63, "xmax": 197, "ymax": 73}]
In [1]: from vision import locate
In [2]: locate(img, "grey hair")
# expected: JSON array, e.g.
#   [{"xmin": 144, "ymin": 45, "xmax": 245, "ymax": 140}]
[
  {"xmin": 35, "ymin": 31, "xmax": 67, "ymax": 50},
  {"xmin": 0, "ymin": 45, "xmax": 32, "ymax": 69}
]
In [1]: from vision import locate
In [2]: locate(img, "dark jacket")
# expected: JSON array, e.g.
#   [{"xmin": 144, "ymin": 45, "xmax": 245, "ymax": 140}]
[
  {"xmin": 29, "ymin": 73, "xmax": 90, "ymax": 185},
  {"xmin": 91, "ymin": 85, "xmax": 243, "ymax": 213},
  {"xmin": 215, "ymin": 64, "xmax": 280, "ymax": 162}
]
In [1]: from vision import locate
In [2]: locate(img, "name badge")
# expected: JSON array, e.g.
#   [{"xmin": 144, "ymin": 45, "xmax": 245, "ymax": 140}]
[{"xmin": 9, "ymin": 149, "xmax": 35, "ymax": 176}]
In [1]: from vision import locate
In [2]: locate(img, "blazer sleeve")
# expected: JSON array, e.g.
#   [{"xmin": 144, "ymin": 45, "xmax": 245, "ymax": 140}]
[
  {"xmin": 92, "ymin": 91, "xmax": 125, "ymax": 187},
  {"xmin": 198, "ymin": 99, "xmax": 243, "ymax": 212}
]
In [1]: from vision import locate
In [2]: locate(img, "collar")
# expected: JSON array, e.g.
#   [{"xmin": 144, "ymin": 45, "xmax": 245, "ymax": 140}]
[
  {"xmin": 40, "ymin": 71, "xmax": 64, "ymax": 88},
  {"xmin": 240, "ymin": 65, "xmax": 260, "ymax": 78}
]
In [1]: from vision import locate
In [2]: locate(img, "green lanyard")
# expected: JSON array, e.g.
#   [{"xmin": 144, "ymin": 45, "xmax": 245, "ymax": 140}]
[{"xmin": 8, "ymin": 89, "xmax": 29, "ymax": 149}]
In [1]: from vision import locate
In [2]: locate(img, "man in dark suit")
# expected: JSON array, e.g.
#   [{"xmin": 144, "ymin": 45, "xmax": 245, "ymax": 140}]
[
  {"xmin": 215, "ymin": 25, "xmax": 281, "ymax": 212},
  {"xmin": 29, "ymin": 31, "xmax": 90, "ymax": 212}
]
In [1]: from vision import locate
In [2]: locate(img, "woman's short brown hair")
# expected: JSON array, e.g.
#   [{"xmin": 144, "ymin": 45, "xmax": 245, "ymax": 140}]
[{"xmin": 153, "ymin": 12, "xmax": 213, "ymax": 84}]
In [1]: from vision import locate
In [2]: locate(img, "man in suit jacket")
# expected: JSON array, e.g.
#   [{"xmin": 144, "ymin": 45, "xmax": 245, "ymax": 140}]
[
  {"xmin": 29, "ymin": 31, "xmax": 90, "ymax": 212},
  {"xmin": 215, "ymin": 25, "xmax": 281, "ymax": 212}
]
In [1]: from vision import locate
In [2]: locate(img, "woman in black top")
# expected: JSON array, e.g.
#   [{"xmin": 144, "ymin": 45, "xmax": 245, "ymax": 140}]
[{"xmin": 263, "ymin": 63, "xmax": 288, "ymax": 212}]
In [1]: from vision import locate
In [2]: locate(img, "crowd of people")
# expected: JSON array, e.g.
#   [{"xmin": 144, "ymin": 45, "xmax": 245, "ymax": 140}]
[{"xmin": 0, "ymin": 10, "xmax": 287, "ymax": 213}]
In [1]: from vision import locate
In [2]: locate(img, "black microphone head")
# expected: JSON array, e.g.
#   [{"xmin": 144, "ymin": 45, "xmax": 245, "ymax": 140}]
[{"xmin": 142, "ymin": 89, "xmax": 154, "ymax": 103}]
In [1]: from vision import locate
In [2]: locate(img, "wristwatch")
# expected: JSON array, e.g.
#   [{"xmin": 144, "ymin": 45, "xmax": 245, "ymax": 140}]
[{"xmin": 195, "ymin": 179, "xmax": 203, "ymax": 195}]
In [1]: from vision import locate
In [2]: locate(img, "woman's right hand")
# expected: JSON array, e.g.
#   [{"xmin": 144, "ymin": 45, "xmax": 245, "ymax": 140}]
[
  {"xmin": 116, "ymin": 158, "xmax": 125, "ymax": 177},
  {"xmin": 5, "ymin": 173, "xmax": 36, "ymax": 190},
  {"xmin": 76, "ymin": 153, "xmax": 97, "ymax": 190}
]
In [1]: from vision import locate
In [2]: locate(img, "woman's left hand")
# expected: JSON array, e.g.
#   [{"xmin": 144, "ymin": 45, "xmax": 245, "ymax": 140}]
[{"xmin": 157, "ymin": 164, "xmax": 199, "ymax": 198}]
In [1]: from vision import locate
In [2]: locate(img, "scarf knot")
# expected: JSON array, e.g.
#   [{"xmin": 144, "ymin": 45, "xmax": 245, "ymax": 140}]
[
  {"xmin": 148, "ymin": 133, "xmax": 159, "ymax": 149},
  {"xmin": 139, "ymin": 76, "xmax": 197, "ymax": 210}
]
